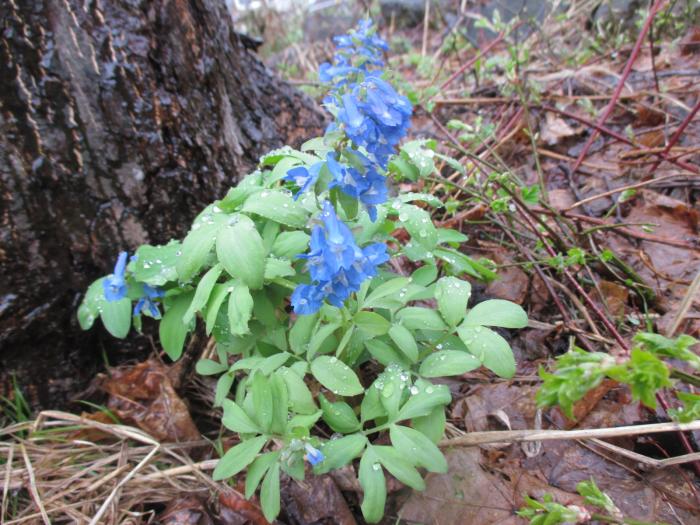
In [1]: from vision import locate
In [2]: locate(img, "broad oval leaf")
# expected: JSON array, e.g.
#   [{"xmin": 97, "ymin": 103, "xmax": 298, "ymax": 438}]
[
  {"xmin": 465, "ymin": 299, "xmax": 528, "ymax": 328},
  {"xmin": 372, "ymin": 445, "xmax": 425, "ymax": 490},
  {"xmin": 271, "ymin": 231, "xmax": 310, "ymax": 258},
  {"xmin": 354, "ymin": 311, "xmax": 390, "ymax": 337},
  {"xmin": 310, "ymin": 356, "xmax": 364, "ymax": 396},
  {"xmin": 435, "ymin": 276, "xmax": 471, "ymax": 327},
  {"xmin": 317, "ymin": 433, "xmax": 367, "ymax": 474},
  {"xmin": 216, "ymin": 214, "xmax": 265, "ymax": 289},
  {"xmin": 389, "ymin": 424, "xmax": 447, "ymax": 473},
  {"xmin": 358, "ymin": 448, "xmax": 386, "ymax": 524},
  {"xmin": 457, "ymin": 325, "xmax": 516, "ymax": 378},
  {"xmin": 101, "ymin": 297, "xmax": 132, "ymax": 339},
  {"xmin": 159, "ymin": 293, "xmax": 194, "ymax": 360},
  {"xmin": 419, "ymin": 350, "xmax": 480, "ymax": 377},
  {"xmin": 183, "ymin": 263, "xmax": 222, "ymax": 324},
  {"xmin": 242, "ymin": 189, "xmax": 308, "ymax": 228},
  {"xmin": 396, "ymin": 307, "xmax": 447, "ymax": 332},
  {"xmin": 222, "ymin": 399, "xmax": 260, "ymax": 434},
  {"xmin": 213, "ymin": 435, "xmax": 268, "ymax": 481}
]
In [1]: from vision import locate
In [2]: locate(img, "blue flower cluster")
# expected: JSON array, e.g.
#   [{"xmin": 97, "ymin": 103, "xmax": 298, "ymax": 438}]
[
  {"xmin": 336, "ymin": 76, "xmax": 412, "ymax": 165},
  {"xmin": 291, "ymin": 201, "xmax": 388, "ymax": 315},
  {"xmin": 286, "ymin": 20, "xmax": 412, "ymax": 315},
  {"xmin": 103, "ymin": 251, "xmax": 163, "ymax": 318},
  {"xmin": 319, "ymin": 19, "xmax": 387, "ymax": 83}
]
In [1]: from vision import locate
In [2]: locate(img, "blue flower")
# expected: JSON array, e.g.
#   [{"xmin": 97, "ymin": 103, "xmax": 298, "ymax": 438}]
[
  {"xmin": 133, "ymin": 284, "xmax": 164, "ymax": 318},
  {"xmin": 103, "ymin": 251, "xmax": 128, "ymax": 302},
  {"xmin": 326, "ymin": 151, "xmax": 388, "ymax": 221},
  {"xmin": 291, "ymin": 201, "xmax": 388, "ymax": 315},
  {"xmin": 284, "ymin": 161, "xmax": 323, "ymax": 199},
  {"xmin": 305, "ymin": 443, "xmax": 324, "ymax": 466}
]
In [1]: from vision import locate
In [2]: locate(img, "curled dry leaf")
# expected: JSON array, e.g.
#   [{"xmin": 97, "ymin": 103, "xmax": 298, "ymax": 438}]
[
  {"xmin": 219, "ymin": 490, "xmax": 270, "ymax": 525},
  {"xmin": 99, "ymin": 359, "xmax": 200, "ymax": 442},
  {"xmin": 159, "ymin": 496, "xmax": 215, "ymax": 525},
  {"xmin": 282, "ymin": 474, "xmax": 357, "ymax": 525}
]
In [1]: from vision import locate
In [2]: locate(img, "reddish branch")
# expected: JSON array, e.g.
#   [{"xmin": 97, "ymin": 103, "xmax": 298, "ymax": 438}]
[
  {"xmin": 439, "ymin": 27, "xmax": 511, "ymax": 90},
  {"xmin": 645, "ymin": 98, "xmax": 700, "ymax": 175},
  {"xmin": 568, "ymin": 0, "xmax": 670, "ymax": 176},
  {"xmin": 542, "ymin": 105, "xmax": 700, "ymax": 175}
]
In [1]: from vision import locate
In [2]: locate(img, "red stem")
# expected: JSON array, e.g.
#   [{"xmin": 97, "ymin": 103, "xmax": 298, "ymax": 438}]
[
  {"xmin": 439, "ymin": 27, "xmax": 512, "ymax": 90},
  {"xmin": 568, "ymin": 0, "xmax": 669, "ymax": 176},
  {"xmin": 656, "ymin": 392, "xmax": 700, "ymax": 477},
  {"xmin": 541, "ymin": 104, "xmax": 700, "ymax": 175},
  {"xmin": 645, "ymin": 98, "xmax": 700, "ymax": 175}
]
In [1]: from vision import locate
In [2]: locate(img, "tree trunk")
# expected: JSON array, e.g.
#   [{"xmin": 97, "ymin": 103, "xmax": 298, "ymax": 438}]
[{"xmin": 0, "ymin": 0, "xmax": 325, "ymax": 408}]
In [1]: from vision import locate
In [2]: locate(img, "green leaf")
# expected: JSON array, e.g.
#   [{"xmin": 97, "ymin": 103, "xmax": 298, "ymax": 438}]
[
  {"xmin": 458, "ymin": 325, "xmax": 516, "ymax": 378},
  {"xmin": 271, "ymin": 231, "xmax": 310, "ymax": 259},
  {"xmin": 412, "ymin": 405, "xmax": 446, "ymax": 444},
  {"xmin": 289, "ymin": 313, "xmax": 318, "ymax": 355},
  {"xmin": 372, "ymin": 445, "xmax": 425, "ymax": 490},
  {"xmin": 214, "ymin": 373, "xmax": 234, "ymax": 406},
  {"xmin": 216, "ymin": 214, "xmax": 265, "ymax": 289},
  {"xmin": 307, "ymin": 322, "xmax": 340, "ymax": 359},
  {"xmin": 358, "ymin": 448, "xmax": 386, "ymax": 524},
  {"xmin": 419, "ymin": 350, "xmax": 480, "ymax": 377},
  {"xmin": 176, "ymin": 222, "xmax": 219, "ymax": 282},
  {"xmin": 278, "ymin": 367, "xmax": 317, "ymax": 415},
  {"xmin": 363, "ymin": 277, "xmax": 411, "ymax": 309},
  {"xmin": 205, "ymin": 283, "xmax": 231, "ymax": 335},
  {"xmin": 390, "ymin": 424, "xmax": 447, "ymax": 473},
  {"xmin": 464, "ymin": 299, "xmax": 528, "ymax": 328},
  {"xmin": 256, "ymin": 352, "xmax": 291, "ymax": 376},
  {"xmin": 397, "ymin": 381, "xmax": 451, "ymax": 420},
  {"xmin": 260, "ymin": 463, "xmax": 281, "ymax": 522},
  {"xmin": 354, "ymin": 311, "xmax": 390, "ymax": 337},
  {"xmin": 365, "ymin": 339, "xmax": 411, "ymax": 368},
  {"xmin": 228, "ymin": 284, "xmax": 254, "ymax": 335},
  {"xmin": 242, "ymin": 189, "xmax": 308, "ymax": 228},
  {"xmin": 317, "ymin": 433, "xmax": 367, "ymax": 474},
  {"xmin": 397, "ymin": 204, "xmax": 438, "ymax": 249},
  {"xmin": 212, "ymin": 435, "xmax": 268, "ymax": 480},
  {"xmin": 78, "ymin": 278, "xmax": 105, "ymax": 330},
  {"xmin": 159, "ymin": 293, "xmax": 194, "ymax": 360},
  {"xmin": 310, "ymin": 356, "xmax": 364, "ymax": 396},
  {"xmin": 435, "ymin": 276, "xmax": 472, "ymax": 327},
  {"xmin": 361, "ymin": 383, "xmax": 386, "ymax": 423},
  {"xmin": 101, "ymin": 297, "xmax": 132, "ymax": 338},
  {"xmin": 411, "ymin": 264, "xmax": 438, "ymax": 286},
  {"xmin": 396, "ymin": 307, "xmax": 448, "ymax": 331},
  {"xmin": 251, "ymin": 372, "xmax": 274, "ymax": 432},
  {"xmin": 268, "ymin": 373, "xmax": 289, "ymax": 435},
  {"xmin": 222, "ymin": 399, "xmax": 261, "ymax": 434},
  {"xmin": 183, "ymin": 264, "xmax": 222, "ymax": 324},
  {"xmin": 319, "ymin": 394, "xmax": 361, "ymax": 433},
  {"xmin": 388, "ymin": 324, "xmax": 419, "ymax": 362},
  {"xmin": 263, "ymin": 257, "xmax": 295, "ymax": 280},
  {"xmin": 245, "ymin": 451, "xmax": 280, "ymax": 499},
  {"xmin": 196, "ymin": 358, "xmax": 227, "ymax": 375},
  {"xmin": 129, "ymin": 241, "xmax": 180, "ymax": 286}
]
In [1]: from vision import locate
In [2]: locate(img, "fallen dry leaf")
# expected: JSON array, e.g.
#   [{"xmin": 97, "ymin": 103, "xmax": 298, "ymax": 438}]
[
  {"xmin": 159, "ymin": 496, "xmax": 215, "ymax": 525},
  {"xmin": 219, "ymin": 490, "xmax": 269, "ymax": 525},
  {"xmin": 99, "ymin": 360, "xmax": 200, "ymax": 442},
  {"xmin": 398, "ymin": 448, "xmax": 519, "ymax": 525},
  {"xmin": 485, "ymin": 250, "xmax": 529, "ymax": 305},
  {"xmin": 539, "ymin": 112, "xmax": 579, "ymax": 145},
  {"xmin": 282, "ymin": 474, "xmax": 357, "ymax": 525}
]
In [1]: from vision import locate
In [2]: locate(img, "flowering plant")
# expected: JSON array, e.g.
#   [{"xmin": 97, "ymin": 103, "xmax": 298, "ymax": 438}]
[{"xmin": 78, "ymin": 20, "xmax": 527, "ymax": 522}]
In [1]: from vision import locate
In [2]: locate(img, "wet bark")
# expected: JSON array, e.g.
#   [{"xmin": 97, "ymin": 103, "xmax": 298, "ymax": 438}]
[{"xmin": 0, "ymin": 0, "xmax": 325, "ymax": 408}]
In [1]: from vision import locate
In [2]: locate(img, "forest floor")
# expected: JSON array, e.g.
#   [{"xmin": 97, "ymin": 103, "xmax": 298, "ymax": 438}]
[{"xmin": 2, "ymin": 1, "xmax": 700, "ymax": 524}]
